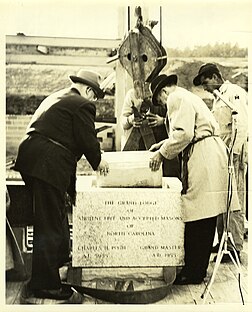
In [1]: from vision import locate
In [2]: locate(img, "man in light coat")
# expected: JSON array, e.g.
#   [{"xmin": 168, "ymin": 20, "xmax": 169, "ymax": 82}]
[
  {"xmin": 149, "ymin": 74, "xmax": 240, "ymax": 285},
  {"xmin": 193, "ymin": 63, "xmax": 248, "ymax": 262}
]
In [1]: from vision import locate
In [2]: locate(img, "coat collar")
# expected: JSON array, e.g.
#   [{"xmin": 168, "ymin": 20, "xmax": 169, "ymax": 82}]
[
  {"xmin": 219, "ymin": 80, "xmax": 230, "ymax": 94},
  {"xmin": 70, "ymin": 87, "xmax": 81, "ymax": 95}
]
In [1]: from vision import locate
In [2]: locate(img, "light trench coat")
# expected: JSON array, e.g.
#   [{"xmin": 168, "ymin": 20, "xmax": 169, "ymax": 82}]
[
  {"xmin": 159, "ymin": 87, "xmax": 240, "ymax": 222},
  {"xmin": 212, "ymin": 81, "xmax": 248, "ymax": 211}
]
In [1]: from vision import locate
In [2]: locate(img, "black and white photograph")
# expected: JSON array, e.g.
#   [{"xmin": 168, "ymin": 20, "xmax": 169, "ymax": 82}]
[{"xmin": 1, "ymin": 0, "xmax": 251, "ymax": 310}]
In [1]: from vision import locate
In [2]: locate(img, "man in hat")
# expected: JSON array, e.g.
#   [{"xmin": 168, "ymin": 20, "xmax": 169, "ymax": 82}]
[
  {"xmin": 149, "ymin": 74, "xmax": 240, "ymax": 284},
  {"xmin": 193, "ymin": 63, "xmax": 248, "ymax": 262},
  {"xmin": 14, "ymin": 69, "xmax": 109, "ymax": 300},
  {"xmin": 120, "ymin": 86, "xmax": 180, "ymax": 178}
]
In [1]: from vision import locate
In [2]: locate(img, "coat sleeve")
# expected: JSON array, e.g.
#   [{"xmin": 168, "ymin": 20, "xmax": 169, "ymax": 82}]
[
  {"xmin": 159, "ymin": 93, "xmax": 195, "ymax": 159},
  {"xmin": 230, "ymin": 88, "xmax": 248, "ymax": 155},
  {"xmin": 120, "ymin": 89, "xmax": 144, "ymax": 130},
  {"xmin": 73, "ymin": 102, "xmax": 101, "ymax": 170},
  {"xmin": 120, "ymin": 89, "xmax": 135, "ymax": 130},
  {"xmin": 213, "ymin": 86, "xmax": 248, "ymax": 155}
]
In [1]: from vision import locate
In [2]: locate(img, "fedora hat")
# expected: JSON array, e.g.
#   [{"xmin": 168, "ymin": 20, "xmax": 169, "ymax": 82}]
[
  {"xmin": 151, "ymin": 74, "xmax": 178, "ymax": 105},
  {"xmin": 69, "ymin": 69, "xmax": 104, "ymax": 99},
  {"xmin": 193, "ymin": 63, "xmax": 220, "ymax": 86}
]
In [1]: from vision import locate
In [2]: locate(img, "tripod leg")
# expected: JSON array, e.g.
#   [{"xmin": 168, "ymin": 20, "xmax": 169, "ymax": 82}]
[
  {"xmin": 201, "ymin": 232, "xmax": 226, "ymax": 303},
  {"xmin": 228, "ymin": 233, "xmax": 243, "ymax": 273},
  {"xmin": 227, "ymin": 233, "xmax": 245, "ymax": 304}
]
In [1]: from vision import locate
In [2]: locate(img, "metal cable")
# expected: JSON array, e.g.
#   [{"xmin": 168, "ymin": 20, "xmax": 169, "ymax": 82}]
[{"xmin": 159, "ymin": 6, "xmax": 162, "ymax": 47}]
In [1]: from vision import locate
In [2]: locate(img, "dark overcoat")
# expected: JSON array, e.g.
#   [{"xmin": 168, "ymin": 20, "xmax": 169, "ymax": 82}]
[{"xmin": 14, "ymin": 87, "xmax": 101, "ymax": 196}]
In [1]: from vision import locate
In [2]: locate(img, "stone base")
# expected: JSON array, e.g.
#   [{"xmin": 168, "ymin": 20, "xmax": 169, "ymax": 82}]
[{"xmin": 73, "ymin": 180, "xmax": 184, "ymax": 267}]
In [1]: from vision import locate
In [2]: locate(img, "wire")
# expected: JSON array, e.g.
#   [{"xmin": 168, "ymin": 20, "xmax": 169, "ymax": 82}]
[
  {"xmin": 202, "ymin": 113, "xmax": 244, "ymax": 304},
  {"xmin": 225, "ymin": 127, "xmax": 237, "ymax": 230},
  {"xmin": 127, "ymin": 6, "xmax": 130, "ymax": 31},
  {"xmin": 225, "ymin": 126, "xmax": 244, "ymax": 304},
  {"xmin": 238, "ymin": 273, "xmax": 245, "ymax": 305},
  {"xmin": 227, "ymin": 235, "xmax": 244, "ymax": 304},
  {"xmin": 159, "ymin": 6, "xmax": 162, "ymax": 47}
]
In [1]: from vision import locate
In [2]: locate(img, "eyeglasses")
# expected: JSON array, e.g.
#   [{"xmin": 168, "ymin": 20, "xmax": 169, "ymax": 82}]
[
  {"xmin": 88, "ymin": 87, "xmax": 97, "ymax": 101},
  {"xmin": 161, "ymin": 88, "xmax": 168, "ymax": 95},
  {"xmin": 201, "ymin": 80, "xmax": 209, "ymax": 86},
  {"xmin": 200, "ymin": 76, "xmax": 212, "ymax": 86}
]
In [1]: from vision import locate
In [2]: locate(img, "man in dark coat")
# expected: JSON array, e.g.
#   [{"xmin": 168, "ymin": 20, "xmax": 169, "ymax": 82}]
[{"xmin": 14, "ymin": 69, "xmax": 109, "ymax": 300}]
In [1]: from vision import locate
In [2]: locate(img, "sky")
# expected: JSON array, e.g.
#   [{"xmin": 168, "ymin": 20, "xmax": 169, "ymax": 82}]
[{"xmin": 0, "ymin": 0, "xmax": 252, "ymax": 49}]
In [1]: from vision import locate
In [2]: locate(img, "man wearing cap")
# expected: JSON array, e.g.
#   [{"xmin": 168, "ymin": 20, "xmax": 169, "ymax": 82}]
[
  {"xmin": 14, "ymin": 69, "xmax": 109, "ymax": 300},
  {"xmin": 149, "ymin": 74, "xmax": 240, "ymax": 284},
  {"xmin": 193, "ymin": 63, "xmax": 248, "ymax": 263}
]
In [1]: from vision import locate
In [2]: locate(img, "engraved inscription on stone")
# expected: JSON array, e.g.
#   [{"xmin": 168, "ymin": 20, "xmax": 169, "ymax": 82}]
[{"xmin": 73, "ymin": 187, "xmax": 184, "ymax": 267}]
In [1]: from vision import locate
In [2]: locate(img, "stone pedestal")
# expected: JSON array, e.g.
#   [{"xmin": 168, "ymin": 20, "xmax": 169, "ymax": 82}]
[{"xmin": 73, "ymin": 177, "xmax": 184, "ymax": 280}]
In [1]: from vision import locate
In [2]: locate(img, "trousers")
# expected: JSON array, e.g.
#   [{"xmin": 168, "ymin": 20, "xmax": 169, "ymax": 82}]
[
  {"xmin": 182, "ymin": 216, "xmax": 217, "ymax": 280},
  {"xmin": 216, "ymin": 153, "xmax": 247, "ymax": 251},
  {"xmin": 22, "ymin": 175, "xmax": 70, "ymax": 290}
]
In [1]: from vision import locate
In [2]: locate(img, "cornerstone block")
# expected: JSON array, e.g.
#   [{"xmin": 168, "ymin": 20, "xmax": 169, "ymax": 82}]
[{"xmin": 96, "ymin": 151, "xmax": 162, "ymax": 188}]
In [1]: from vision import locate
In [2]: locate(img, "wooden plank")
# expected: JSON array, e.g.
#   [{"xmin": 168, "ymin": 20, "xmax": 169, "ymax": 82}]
[
  {"xmin": 170, "ymin": 285, "xmax": 196, "ymax": 304},
  {"xmin": 209, "ymin": 242, "xmax": 248, "ymax": 297},
  {"xmin": 205, "ymin": 260, "xmax": 246, "ymax": 304},
  {"xmin": 225, "ymin": 261, "xmax": 248, "ymax": 295},
  {"xmin": 221, "ymin": 265, "xmax": 247, "ymax": 303},
  {"xmin": 15, "ymin": 281, "xmax": 83, "ymax": 304},
  {"xmin": 6, "ymin": 54, "xmax": 113, "ymax": 67},
  {"xmin": 188, "ymin": 283, "xmax": 215, "ymax": 305},
  {"xmin": 6, "ymin": 35, "xmax": 121, "ymax": 49},
  {"xmin": 6, "ymin": 251, "xmax": 248, "ymax": 305}
]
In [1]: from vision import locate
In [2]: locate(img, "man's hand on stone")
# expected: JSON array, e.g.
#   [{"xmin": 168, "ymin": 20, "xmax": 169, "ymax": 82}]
[
  {"xmin": 97, "ymin": 159, "xmax": 109, "ymax": 176},
  {"xmin": 149, "ymin": 151, "xmax": 164, "ymax": 171}
]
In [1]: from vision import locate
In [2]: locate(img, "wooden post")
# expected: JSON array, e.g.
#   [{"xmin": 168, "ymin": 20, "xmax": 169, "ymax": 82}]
[{"xmin": 114, "ymin": 7, "xmax": 129, "ymax": 151}]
